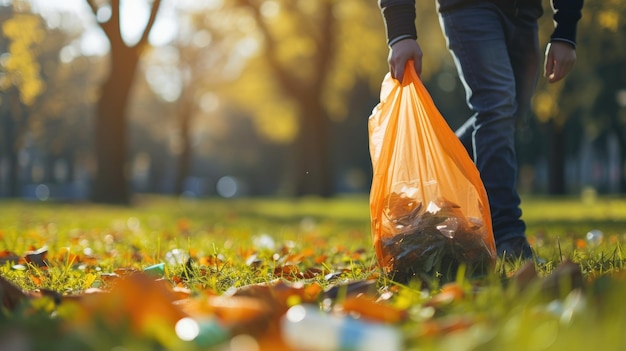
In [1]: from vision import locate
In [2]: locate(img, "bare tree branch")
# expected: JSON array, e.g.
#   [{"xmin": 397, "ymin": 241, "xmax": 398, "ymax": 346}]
[
  {"xmin": 85, "ymin": 0, "xmax": 121, "ymax": 43},
  {"xmin": 85, "ymin": 0, "xmax": 98, "ymax": 16},
  {"xmin": 135, "ymin": 0, "xmax": 163, "ymax": 49},
  {"xmin": 243, "ymin": 1, "xmax": 304, "ymax": 99}
]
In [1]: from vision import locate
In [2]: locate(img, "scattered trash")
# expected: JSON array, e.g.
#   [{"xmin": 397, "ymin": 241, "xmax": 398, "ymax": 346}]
[
  {"xmin": 165, "ymin": 249, "xmax": 189, "ymax": 265},
  {"xmin": 175, "ymin": 317, "xmax": 229, "ymax": 347},
  {"xmin": 252, "ymin": 233, "xmax": 276, "ymax": 251},
  {"xmin": 143, "ymin": 263, "xmax": 165, "ymax": 277},
  {"xmin": 585, "ymin": 229, "xmax": 603, "ymax": 246},
  {"xmin": 281, "ymin": 304, "xmax": 402, "ymax": 351}
]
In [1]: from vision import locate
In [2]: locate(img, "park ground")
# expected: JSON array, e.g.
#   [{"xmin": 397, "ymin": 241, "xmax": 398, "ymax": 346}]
[{"xmin": 1, "ymin": 194, "xmax": 625, "ymax": 350}]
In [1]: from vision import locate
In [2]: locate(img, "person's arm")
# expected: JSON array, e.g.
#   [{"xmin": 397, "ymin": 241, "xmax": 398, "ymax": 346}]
[
  {"xmin": 544, "ymin": 0, "xmax": 584, "ymax": 83},
  {"xmin": 379, "ymin": 0, "xmax": 422, "ymax": 81}
]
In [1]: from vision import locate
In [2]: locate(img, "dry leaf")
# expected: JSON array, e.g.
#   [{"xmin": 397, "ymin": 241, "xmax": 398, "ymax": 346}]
[
  {"xmin": 24, "ymin": 247, "xmax": 48, "ymax": 267},
  {"xmin": 341, "ymin": 295, "xmax": 408, "ymax": 323},
  {"xmin": 0, "ymin": 275, "xmax": 28, "ymax": 310}
]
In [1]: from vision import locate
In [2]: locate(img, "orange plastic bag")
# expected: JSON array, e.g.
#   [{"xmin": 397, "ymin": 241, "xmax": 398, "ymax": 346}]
[{"xmin": 368, "ymin": 62, "xmax": 496, "ymax": 283}]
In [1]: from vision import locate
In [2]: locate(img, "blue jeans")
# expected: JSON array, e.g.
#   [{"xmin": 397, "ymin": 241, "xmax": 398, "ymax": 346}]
[{"xmin": 439, "ymin": 3, "xmax": 540, "ymax": 246}]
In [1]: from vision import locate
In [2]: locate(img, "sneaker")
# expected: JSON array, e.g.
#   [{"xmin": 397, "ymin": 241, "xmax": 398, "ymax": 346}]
[{"xmin": 497, "ymin": 236, "xmax": 534, "ymax": 261}]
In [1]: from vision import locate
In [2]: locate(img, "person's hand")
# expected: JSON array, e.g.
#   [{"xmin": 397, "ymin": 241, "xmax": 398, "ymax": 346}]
[
  {"xmin": 388, "ymin": 38, "xmax": 423, "ymax": 82},
  {"xmin": 544, "ymin": 41, "xmax": 576, "ymax": 83}
]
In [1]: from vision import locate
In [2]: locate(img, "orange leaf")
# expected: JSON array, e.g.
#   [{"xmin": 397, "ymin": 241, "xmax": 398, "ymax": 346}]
[
  {"xmin": 70, "ymin": 272, "xmax": 187, "ymax": 334},
  {"xmin": 301, "ymin": 267, "xmax": 323, "ymax": 279},
  {"xmin": 177, "ymin": 218, "xmax": 190, "ymax": 232},
  {"xmin": 273, "ymin": 264, "xmax": 301, "ymax": 279},
  {"xmin": 0, "ymin": 250, "xmax": 20, "ymax": 265},
  {"xmin": 425, "ymin": 282, "xmax": 465, "ymax": 308},
  {"xmin": 207, "ymin": 295, "xmax": 271, "ymax": 325},
  {"xmin": 300, "ymin": 248, "xmax": 316, "ymax": 258},
  {"xmin": 313, "ymin": 254, "xmax": 328, "ymax": 265},
  {"xmin": 271, "ymin": 280, "xmax": 322, "ymax": 304},
  {"xmin": 256, "ymin": 325, "xmax": 296, "ymax": 351},
  {"xmin": 198, "ymin": 255, "xmax": 223, "ymax": 267},
  {"xmin": 114, "ymin": 267, "xmax": 139, "ymax": 276},
  {"xmin": 172, "ymin": 286, "xmax": 192, "ymax": 301},
  {"xmin": 238, "ymin": 247, "xmax": 257, "ymax": 260},
  {"xmin": 419, "ymin": 316, "xmax": 475, "ymax": 337},
  {"xmin": 303, "ymin": 283, "xmax": 323, "ymax": 302},
  {"xmin": 56, "ymin": 247, "xmax": 79, "ymax": 265},
  {"xmin": 29, "ymin": 274, "xmax": 44, "ymax": 287},
  {"xmin": 284, "ymin": 253, "xmax": 305, "ymax": 264},
  {"xmin": 341, "ymin": 295, "xmax": 408, "ymax": 323}
]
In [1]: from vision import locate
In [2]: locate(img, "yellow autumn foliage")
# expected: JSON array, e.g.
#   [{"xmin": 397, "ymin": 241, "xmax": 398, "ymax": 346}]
[{"xmin": 1, "ymin": 14, "xmax": 45, "ymax": 105}]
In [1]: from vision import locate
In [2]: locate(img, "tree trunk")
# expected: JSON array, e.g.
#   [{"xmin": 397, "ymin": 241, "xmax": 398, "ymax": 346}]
[
  {"xmin": 86, "ymin": 0, "xmax": 161, "ymax": 204},
  {"xmin": 2, "ymin": 94, "xmax": 22, "ymax": 198},
  {"xmin": 547, "ymin": 119, "xmax": 566, "ymax": 195},
  {"xmin": 242, "ymin": 1, "xmax": 336, "ymax": 198},
  {"xmin": 174, "ymin": 98, "xmax": 192, "ymax": 196},
  {"xmin": 2, "ymin": 114, "xmax": 19, "ymax": 198},
  {"xmin": 294, "ymin": 101, "xmax": 333, "ymax": 197},
  {"xmin": 91, "ymin": 48, "xmax": 139, "ymax": 204},
  {"xmin": 610, "ymin": 119, "xmax": 626, "ymax": 193}
]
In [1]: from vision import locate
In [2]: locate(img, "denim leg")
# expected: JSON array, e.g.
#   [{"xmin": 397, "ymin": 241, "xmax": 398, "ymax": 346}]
[{"xmin": 439, "ymin": 4, "xmax": 539, "ymax": 246}]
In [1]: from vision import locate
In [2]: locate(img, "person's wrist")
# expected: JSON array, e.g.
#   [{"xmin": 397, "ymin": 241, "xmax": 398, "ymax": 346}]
[
  {"xmin": 389, "ymin": 35, "xmax": 417, "ymax": 48},
  {"xmin": 550, "ymin": 38, "xmax": 576, "ymax": 50}
]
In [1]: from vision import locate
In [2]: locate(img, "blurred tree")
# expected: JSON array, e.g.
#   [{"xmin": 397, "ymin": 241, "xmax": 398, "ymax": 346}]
[
  {"xmin": 85, "ymin": 0, "xmax": 162, "ymax": 204},
  {"xmin": 127, "ymin": 68, "xmax": 176, "ymax": 194},
  {"xmin": 586, "ymin": 0, "xmax": 626, "ymax": 193},
  {"xmin": 0, "ymin": 5, "xmax": 44, "ymax": 197},
  {"xmin": 218, "ymin": 0, "xmax": 455, "ymax": 197},
  {"xmin": 1, "ymin": 11, "xmax": 44, "ymax": 105},
  {"xmin": 532, "ymin": 0, "xmax": 626, "ymax": 194},
  {"xmin": 223, "ymin": 0, "xmax": 390, "ymax": 197},
  {"xmin": 169, "ymin": 7, "xmax": 236, "ymax": 196},
  {"xmin": 30, "ymin": 51, "xmax": 103, "ymax": 190}
]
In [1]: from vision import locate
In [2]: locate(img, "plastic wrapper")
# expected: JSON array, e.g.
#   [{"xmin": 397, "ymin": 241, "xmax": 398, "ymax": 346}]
[{"xmin": 368, "ymin": 61, "xmax": 496, "ymax": 283}]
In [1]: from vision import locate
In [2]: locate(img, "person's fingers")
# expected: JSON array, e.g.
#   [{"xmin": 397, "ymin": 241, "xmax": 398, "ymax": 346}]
[
  {"xmin": 544, "ymin": 46, "xmax": 555, "ymax": 80},
  {"xmin": 414, "ymin": 59, "xmax": 422, "ymax": 78},
  {"xmin": 552, "ymin": 58, "xmax": 575, "ymax": 83},
  {"xmin": 549, "ymin": 63, "xmax": 565, "ymax": 83},
  {"xmin": 388, "ymin": 38, "xmax": 422, "ymax": 82},
  {"xmin": 544, "ymin": 41, "xmax": 576, "ymax": 84},
  {"xmin": 388, "ymin": 53, "xmax": 406, "ymax": 81},
  {"xmin": 395, "ymin": 65, "xmax": 406, "ymax": 82}
]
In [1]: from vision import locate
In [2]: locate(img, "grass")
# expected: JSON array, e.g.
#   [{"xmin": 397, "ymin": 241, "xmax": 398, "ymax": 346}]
[{"xmin": 0, "ymin": 194, "xmax": 625, "ymax": 350}]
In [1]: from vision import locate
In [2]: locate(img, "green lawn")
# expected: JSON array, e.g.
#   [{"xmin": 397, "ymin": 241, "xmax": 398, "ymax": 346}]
[{"xmin": 0, "ymin": 194, "xmax": 625, "ymax": 350}]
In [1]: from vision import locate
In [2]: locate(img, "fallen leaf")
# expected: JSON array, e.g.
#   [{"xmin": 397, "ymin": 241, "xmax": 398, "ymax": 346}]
[
  {"xmin": 511, "ymin": 261, "xmax": 539, "ymax": 293},
  {"xmin": 0, "ymin": 250, "xmax": 21, "ymax": 265},
  {"xmin": 273, "ymin": 264, "xmax": 302, "ymax": 280},
  {"xmin": 68, "ymin": 272, "xmax": 188, "ymax": 335},
  {"xmin": 323, "ymin": 279, "xmax": 378, "ymax": 299},
  {"xmin": 24, "ymin": 247, "xmax": 48, "ymax": 267},
  {"xmin": 424, "ymin": 283, "xmax": 465, "ymax": 308},
  {"xmin": 419, "ymin": 316, "xmax": 475, "ymax": 337},
  {"xmin": 179, "ymin": 294, "xmax": 272, "ymax": 337},
  {"xmin": 540, "ymin": 259, "xmax": 584, "ymax": 299},
  {"xmin": 341, "ymin": 295, "xmax": 408, "ymax": 323},
  {"xmin": 0, "ymin": 275, "xmax": 28, "ymax": 310}
]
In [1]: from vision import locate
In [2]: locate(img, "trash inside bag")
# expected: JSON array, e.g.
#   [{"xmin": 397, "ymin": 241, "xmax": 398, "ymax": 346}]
[{"xmin": 368, "ymin": 61, "xmax": 496, "ymax": 284}]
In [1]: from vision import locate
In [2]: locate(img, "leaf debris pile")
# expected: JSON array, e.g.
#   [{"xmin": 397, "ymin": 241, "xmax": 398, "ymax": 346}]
[{"xmin": 380, "ymin": 193, "xmax": 494, "ymax": 283}]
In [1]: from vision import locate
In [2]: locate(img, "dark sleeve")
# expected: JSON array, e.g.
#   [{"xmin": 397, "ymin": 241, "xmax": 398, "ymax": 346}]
[
  {"xmin": 379, "ymin": 0, "xmax": 417, "ymax": 46},
  {"xmin": 550, "ymin": 0, "xmax": 584, "ymax": 48}
]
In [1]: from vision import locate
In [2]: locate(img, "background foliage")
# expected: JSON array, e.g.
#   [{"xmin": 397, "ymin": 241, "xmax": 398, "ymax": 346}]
[{"xmin": 0, "ymin": 0, "xmax": 625, "ymax": 202}]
